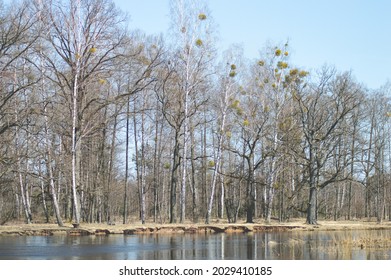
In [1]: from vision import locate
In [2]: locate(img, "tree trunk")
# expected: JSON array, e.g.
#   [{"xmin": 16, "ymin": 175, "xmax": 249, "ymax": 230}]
[
  {"xmin": 106, "ymin": 107, "xmax": 118, "ymax": 224},
  {"xmin": 348, "ymin": 121, "xmax": 356, "ymax": 220},
  {"xmin": 266, "ymin": 125, "xmax": 279, "ymax": 223},
  {"xmin": 307, "ymin": 185, "xmax": 318, "ymax": 224},
  {"xmin": 46, "ymin": 142, "xmax": 64, "ymax": 227},
  {"xmin": 18, "ymin": 169, "xmax": 32, "ymax": 224},
  {"xmin": 170, "ymin": 130, "xmax": 181, "ymax": 224},
  {"xmin": 133, "ymin": 98, "xmax": 146, "ymax": 224},
  {"xmin": 246, "ymin": 154, "xmax": 255, "ymax": 223},
  {"xmin": 180, "ymin": 116, "xmax": 188, "ymax": 223},
  {"xmin": 206, "ymin": 98, "xmax": 227, "ymax": 223},
  {"xmin": 152, "ymin": 107, "xmax": 161, "ymax": 223},
  {"xmin": 219, "ymin": 178, "xmax": 224, "ymax": 219},
  {"xmin": 365, "ymin": 111, "xmax": 374, "ymax": 219},
  {"xmin": 123, "ymin": 96, "xmax": 130, "ymax": 224},
  {"xmin": 307, "ymin": 153, "xmax": 318, "ymax": 224},
  {"xmin": 40, "ymin": 179, "xmax": 49, "ymax": 223},
  {"xmin": 190, "ymin": 125, "xmax": 198, "ymax": 222},
  {"xmin": 71, "ymin": 86, "xmax": 80, "ymax": 225}
]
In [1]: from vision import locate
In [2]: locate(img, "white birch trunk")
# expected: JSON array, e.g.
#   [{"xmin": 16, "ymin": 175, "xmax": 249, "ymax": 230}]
[
  {"xmin": 71, "ymin": 72, "xmax": 80, "ymax": 225},
  {"xmin": 70, "ymin": 0, "xmax": 82, "ymax": 225},
  {"xmin": 220, "ymin": 179, "xmax": 224, "ymax": 219},
  {"xmin": 206, "ymin": 83, "xmax": 229, "ymax": 223},
  {"xmin": 44, "ymin": 111, "xmax": 64, "ymax": 226},
  {"xmin": 266, "ymin": 124, "xmax": 279, "ymax": 223},
  {"xmin": 18, "ymin": 168, "xmax": 31, "ymax": 224},
  {"xmin": 180, "ymin": 89, "xmax": 188, "ymax": 223}
]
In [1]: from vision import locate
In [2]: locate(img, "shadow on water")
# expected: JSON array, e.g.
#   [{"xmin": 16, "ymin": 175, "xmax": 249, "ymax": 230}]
[{"xmin": 1, "ymin": 230, "xmax": 391, "ymax": 260}]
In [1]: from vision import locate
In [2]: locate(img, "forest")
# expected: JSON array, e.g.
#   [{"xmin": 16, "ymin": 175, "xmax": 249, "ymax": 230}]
[{"xmin": 0, "ymin": 0, "xmax": 390, "ymax": 227}]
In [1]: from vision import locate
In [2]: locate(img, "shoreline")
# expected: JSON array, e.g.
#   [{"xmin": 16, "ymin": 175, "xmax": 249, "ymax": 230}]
[{"xmin": 1, "ymin": 219, "xmax": 391, "ymax": 236}]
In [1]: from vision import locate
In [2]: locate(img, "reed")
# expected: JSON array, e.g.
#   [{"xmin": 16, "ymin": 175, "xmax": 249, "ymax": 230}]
[{"xmin": 331, "ymin": 230, "xmax": 391, "ymax": 249}]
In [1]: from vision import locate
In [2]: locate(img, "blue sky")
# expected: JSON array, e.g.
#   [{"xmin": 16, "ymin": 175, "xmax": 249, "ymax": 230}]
[{"xmin": 115, "ymin": 0, "xmax": 391, "ymax": 89}]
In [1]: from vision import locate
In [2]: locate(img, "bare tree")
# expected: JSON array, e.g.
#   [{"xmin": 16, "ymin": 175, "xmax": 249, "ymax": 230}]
[
  {"xmin": 40, "ymin": 0, "xmax": 127, "ymax": 225},
  {"xmin": 205, "ymin": 47, "xmax": 242, "ymax": 224},
  {"xmin": 167, "ymin": 0, "xmax": 215, "ymax": 223},
  {"xmin": 0, "ymin": 1, "xmax": 40, "ymax": 224},
  {"xmin": 293, "ymin": 68, "xmax": 361, "ymax": 224}
]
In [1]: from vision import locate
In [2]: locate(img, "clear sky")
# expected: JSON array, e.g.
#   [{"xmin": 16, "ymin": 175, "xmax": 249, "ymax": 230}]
[{"xmin": 115, "ymin": 0, "xmax": 391, "ymax": 90}]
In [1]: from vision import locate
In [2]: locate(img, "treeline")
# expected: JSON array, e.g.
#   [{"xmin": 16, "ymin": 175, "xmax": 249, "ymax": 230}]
[{"xmin": 0, "ymin": 0, "xmax": 390, "ymax": 226}]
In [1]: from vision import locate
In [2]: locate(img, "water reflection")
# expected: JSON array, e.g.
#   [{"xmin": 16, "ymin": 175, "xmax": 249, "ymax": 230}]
[{"xmin": 1, "ymin": 230, "xmax": 391, "ymax": 260}]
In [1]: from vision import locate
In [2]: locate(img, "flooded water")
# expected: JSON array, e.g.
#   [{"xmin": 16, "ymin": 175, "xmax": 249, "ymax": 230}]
[{"xmin": 1, "ymin": 230, "xmax": 391, "ymax": 260}]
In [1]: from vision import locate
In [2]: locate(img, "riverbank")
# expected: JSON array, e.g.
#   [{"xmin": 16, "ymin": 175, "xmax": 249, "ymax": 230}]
[{"xmin": 1, "ymin": 219, "xmax": 391, "ymax": 236}]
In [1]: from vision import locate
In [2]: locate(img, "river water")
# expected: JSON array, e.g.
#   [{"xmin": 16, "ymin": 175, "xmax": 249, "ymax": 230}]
[{"xmin": 1, "ymin": 230, "xmax": 391, "ymax": 260}]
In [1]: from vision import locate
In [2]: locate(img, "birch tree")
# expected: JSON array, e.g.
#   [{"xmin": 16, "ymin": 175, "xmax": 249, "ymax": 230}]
[
  {"xmin": 166, "ymin": 0, "xmax": 215, "ymax": 223},
  {"xmin": 120, "ymin": 33, "xmax": 165, "ymax": 224},
  {"xmin": 205, "ymin": 47, "xmax": 242, "ymax": 224},
  {"xmin": 41, "ymin": 0, "xmax": 126, "ymax": 225},
  {"xmin": 0, "ymin": 1, "xmax": 39, "ymax": 224},
  {"xmin": 254, "ymin": 44, "xmax": 305, "ymax": 222}
]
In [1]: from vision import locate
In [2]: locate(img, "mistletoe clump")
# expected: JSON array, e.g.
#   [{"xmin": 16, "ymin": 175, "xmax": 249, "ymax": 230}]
[{"xmin": 198, "ymin": 13, "xmax": 207, "ymax": 20}]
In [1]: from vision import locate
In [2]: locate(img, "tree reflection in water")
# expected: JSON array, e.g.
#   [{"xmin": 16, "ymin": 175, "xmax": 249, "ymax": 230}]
[{"xmin": 1, "ymin": 230, "xmax": 391, "ymax": 260}]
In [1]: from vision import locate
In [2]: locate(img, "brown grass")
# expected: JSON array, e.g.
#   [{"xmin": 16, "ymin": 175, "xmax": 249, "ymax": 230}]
[{"xmin": 1, "ymin": 218, "xmax": 391, "ymax": 236}]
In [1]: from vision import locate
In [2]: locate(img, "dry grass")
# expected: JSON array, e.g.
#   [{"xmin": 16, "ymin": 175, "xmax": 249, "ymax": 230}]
[
  {"xmin": 1, "ymin": 218, "xmax": 391, "ymax": 236},
  {"xmin": 336, "ymin": 231, "xmax": 391, "ymax": 249}
]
